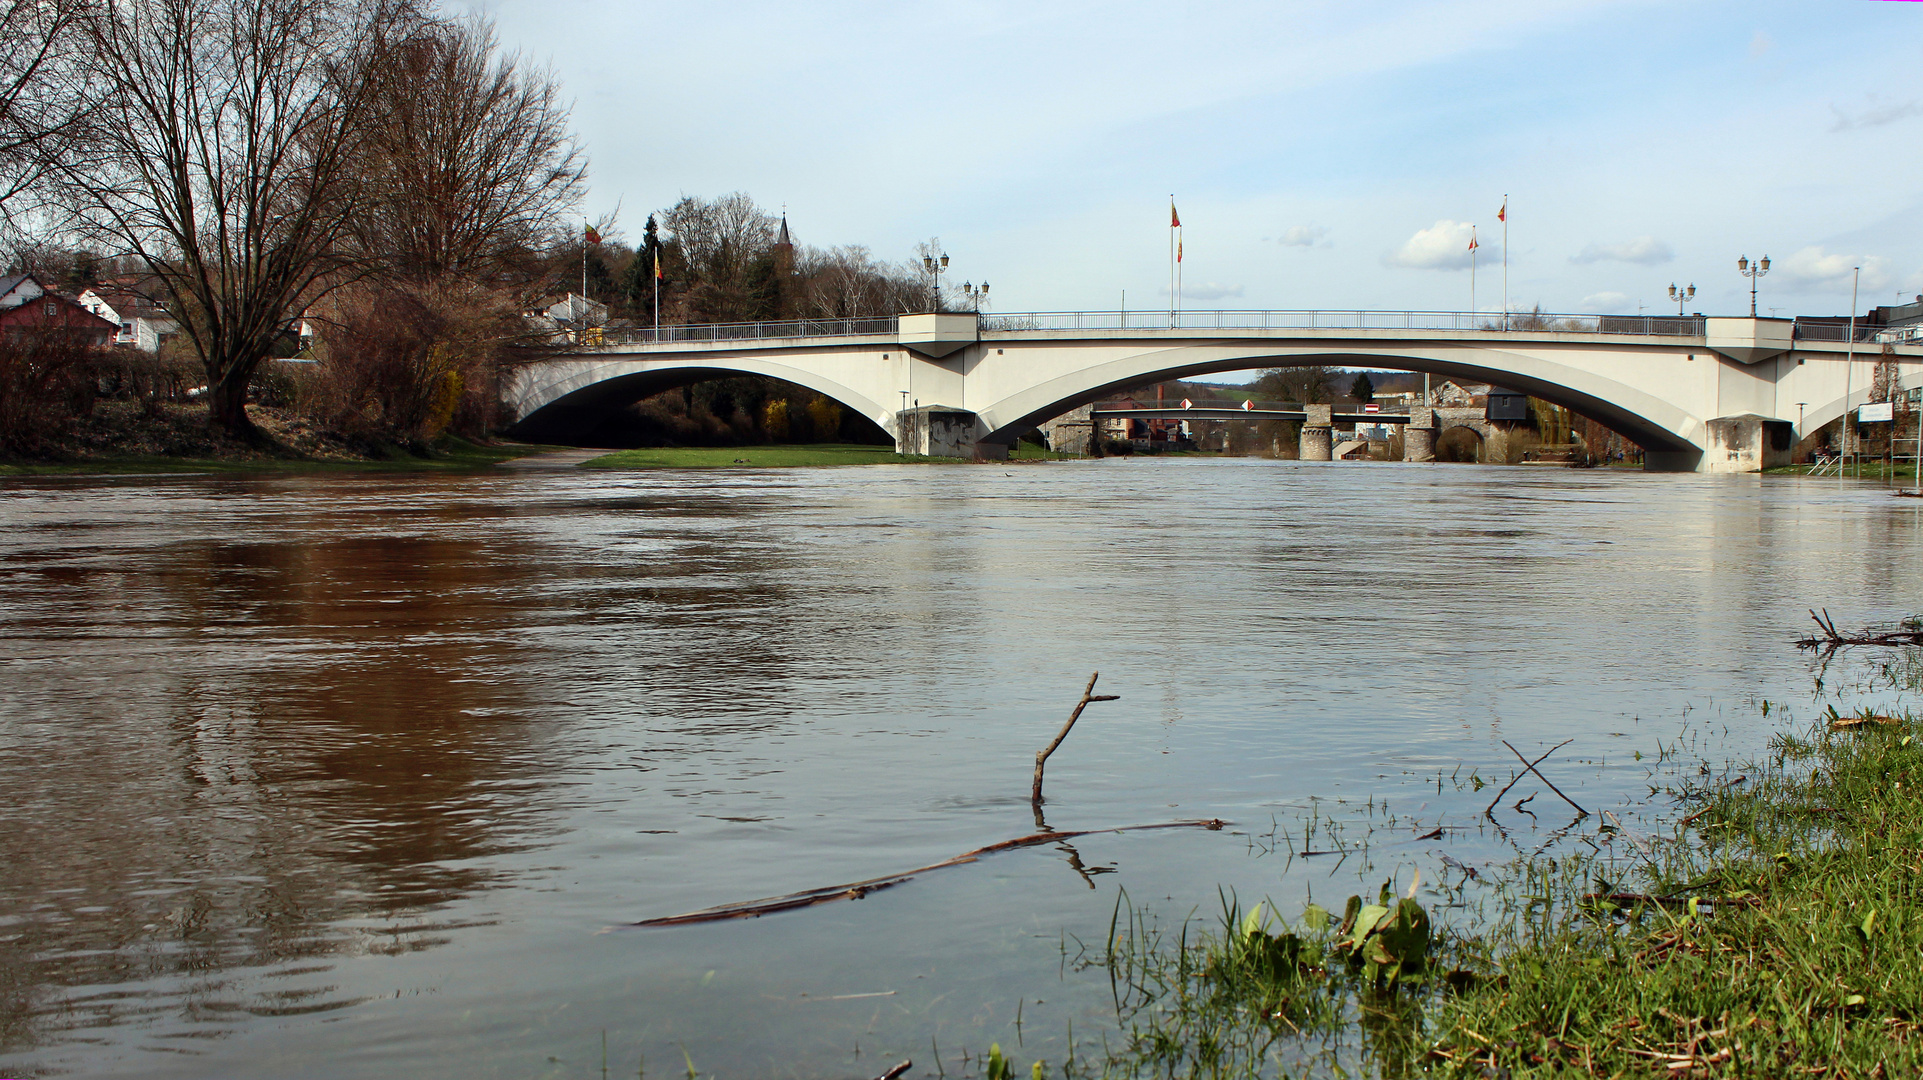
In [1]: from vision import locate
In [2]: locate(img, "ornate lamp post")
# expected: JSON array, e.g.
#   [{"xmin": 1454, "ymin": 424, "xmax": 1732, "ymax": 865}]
[
  {"xmin": 922, "ymin": 252, "xmax": 949, "ymax": 312},
  {"xmin": 1737, "ymin": 255, "xmax": 1770, "ymax": 317},
  {"xmin": 1668, "ymin": 282, "xmax": 1695, "ymax": 316},
  {"xmin": 958, "ymin": 280, "xmax": 990, "ymax": 312}
]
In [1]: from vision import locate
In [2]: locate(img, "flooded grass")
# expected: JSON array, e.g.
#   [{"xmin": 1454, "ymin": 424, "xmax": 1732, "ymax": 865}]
[{"xmin": 1076, "ymin": 692, "xmax": 1923, "ymax": 1076}]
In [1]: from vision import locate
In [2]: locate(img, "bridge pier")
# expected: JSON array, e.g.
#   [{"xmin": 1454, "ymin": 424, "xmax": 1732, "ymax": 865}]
[
  {"xmin": 1403, "ymin": 406, "xmax": 1437, "ymax": 462},
  {"xmin": 1299, "ymin": 404, "xmax": 1333, "ymax": 461},
  {"xmin": 895, "ymin": 406, "xmax": 1005, "ymax": 460}
]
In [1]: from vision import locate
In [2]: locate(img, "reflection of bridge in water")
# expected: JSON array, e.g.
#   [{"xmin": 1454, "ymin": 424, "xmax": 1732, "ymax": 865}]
[{"xmin": 509, "ymin": 309, "xmax": 1923, "ymax": 472}]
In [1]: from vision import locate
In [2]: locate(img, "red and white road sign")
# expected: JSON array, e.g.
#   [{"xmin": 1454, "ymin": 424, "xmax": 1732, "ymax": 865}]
[
  {"xmin": 1181, "ymin": 398, "xmax": 1193, "ymax": 409},
  {"xmin": 1364, "ymin": 402, "xmax": 1380, "ymax": 413},
  {"xmin": 1241, "ymin": 400, "xmax": 1254, "ymax": 411}
]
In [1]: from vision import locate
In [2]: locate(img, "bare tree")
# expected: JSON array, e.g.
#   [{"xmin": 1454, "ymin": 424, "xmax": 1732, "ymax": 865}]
[
  {"xmin": 0, "ymin": 0, "xmax": 95, "ymax": 235},
  {"xmin": 1256, "ymin": 365, "xmax": 1334, "ymax": 404},
  {"xmin": 310, "ymin": 15, "xmax": 586, "ymax": 441},
  {"xmin": 352, "ymin": 17, "xmax": 584, "ymax": 284},
  {"xmin": 660, "ymin": 191, "xmax": 781, "ymax": 322},
  {"xmin": 794, "ymin": 244, "xmax": 922, "ymax": 318},
  {"xmin": 45, "ymin": 0, "xmax": 418, "ymax": 437}
]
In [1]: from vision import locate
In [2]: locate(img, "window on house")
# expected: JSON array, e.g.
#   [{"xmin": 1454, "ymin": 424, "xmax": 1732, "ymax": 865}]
[{"xmin": 44, "ymin": 302, "xmax": 56, "ymax": 317}]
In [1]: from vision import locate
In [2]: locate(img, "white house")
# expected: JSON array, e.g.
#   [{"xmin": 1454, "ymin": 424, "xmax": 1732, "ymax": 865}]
[
  {"xmin": 78, "ymin": 285, "xmax": 179, "ymax": 352},
  {"xmin": 0, "ymin": 274, "xmax": 47, "ymax": 310}
]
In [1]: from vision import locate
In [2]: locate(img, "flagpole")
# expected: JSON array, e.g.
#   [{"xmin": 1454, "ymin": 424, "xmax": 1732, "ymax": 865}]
[
  {"xmin": 1501, "ymin": 194, "xmax": 1509, "ymax": 332},
  {"xmin": 582, "ymin": 220, "xmax": 589, "ymax": 300},
  {"xmin": 1169, "ymin": 195, "xmax": 1176, "ymax": 328},
  {"xmin": 1471, "ymin": 227, "xmax": 1477, "ymax": 321}
]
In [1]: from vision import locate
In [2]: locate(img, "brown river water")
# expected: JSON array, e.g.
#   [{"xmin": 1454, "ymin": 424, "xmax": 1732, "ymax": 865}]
[{"xmin": 2, "ymin": 457, "xmax": 1920, "ymax": 1078}]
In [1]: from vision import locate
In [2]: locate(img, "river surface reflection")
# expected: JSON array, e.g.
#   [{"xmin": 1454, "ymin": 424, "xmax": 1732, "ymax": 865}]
[{"xmin": 2, "ymin": 458, "xmax": 1920, "ymax": 1077}]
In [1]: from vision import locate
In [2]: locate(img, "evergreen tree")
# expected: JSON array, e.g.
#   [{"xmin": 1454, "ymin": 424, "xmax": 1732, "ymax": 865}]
[
  {"xmin": 623, "ymin": 214, "xmax": 661, "ymax": 314},
  {"xmin": 1349, "ymin": 372, "xmax": 1374, "ymax": 403}
]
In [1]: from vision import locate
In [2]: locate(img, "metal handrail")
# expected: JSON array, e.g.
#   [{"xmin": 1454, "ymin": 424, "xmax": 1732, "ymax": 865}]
[
  {"xmin": 596, "ymin": 316, "xmax": 898, "ymax": 346},
  {"xmin": 986, "ymin": 310, "xmax": 1705, "ymax": 336},
  {"xmin": 576, "ymin": 309, "xmax": 1713, "ymax": 348}
]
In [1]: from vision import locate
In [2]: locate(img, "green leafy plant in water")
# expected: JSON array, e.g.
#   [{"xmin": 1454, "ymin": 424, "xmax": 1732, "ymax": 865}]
[{"xmin": 985, "ymin": 1042, "xmax": 1010, "ymax": 1080}]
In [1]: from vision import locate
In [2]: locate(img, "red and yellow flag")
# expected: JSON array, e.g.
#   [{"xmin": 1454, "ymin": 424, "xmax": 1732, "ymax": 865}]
[
  {"xmin": 1177, "ymin": 239, "xmax": 1184, "ymax": 262},
  {"xmin": 1171, "ymin": 201, "xmax": 1181, "ymax": 229},
  {"xmin": 653, "ymin": 250, "xmax": 661, "ymax": 280},
  {"xmin": 1496, "ymin": 200, "xmax": 1506, "ymax": 223},
  {"xmin": 1468, "ymin": 228, "xmax": 1479, "ymax": 252},
  {"xmin": 584, "ymin": 223, "xmax": 602, "ymax": 244}
]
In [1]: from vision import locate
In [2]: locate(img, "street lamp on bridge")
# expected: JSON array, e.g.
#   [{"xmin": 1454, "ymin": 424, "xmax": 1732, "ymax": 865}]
[
  {"xmin": 1738, "ymin": 255, "xmax": 1770, "ymax": 317},
  {"xmin": 1668, "ymin": 282, "xmax": 1695, "ymax": 316},
  {"xmin": 958, "ymin": 280, "xmax": 990, "ymax": 312},
  {"xmin": 922, "ymin": 251, "xmax": 949, "ymax": 312}
]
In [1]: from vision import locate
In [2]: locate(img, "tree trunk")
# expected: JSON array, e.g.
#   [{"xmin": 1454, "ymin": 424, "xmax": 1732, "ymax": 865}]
[{"xmin": 206, "ymin": 366, "xmax": 261, "ymax": 442}]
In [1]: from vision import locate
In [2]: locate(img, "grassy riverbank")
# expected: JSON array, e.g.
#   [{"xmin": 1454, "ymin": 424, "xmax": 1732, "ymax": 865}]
[
  {"xmin": 579, "ymin": 444, "xmax": 961, "ymax": 468},
  {"xmin": 0, "ymin": 435, "xmax": 558, "ymax": 476},
  {"xmin": 1091, "ymin": 699, "xmax": 1923, "ymax": 1077},
  {"xmin": 1766, "ymin": 461, "xmax": 1923, "ymax": 481}
]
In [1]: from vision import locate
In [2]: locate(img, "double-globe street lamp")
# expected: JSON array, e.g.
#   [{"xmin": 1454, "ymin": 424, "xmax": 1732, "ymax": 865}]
[
  {"xmin": 1738, "ymin": 254, "xmax": 1770, "ymax": 317},
  {"xmin": 1668, "ymin": 282, "xmax": 1695, "ymax": 316},
  {"xmin": 922, "ymin": 252, "xmax": 949, "ymax": 312},
  {"xmin": 957, "ymin": 280, "xmax": 990, "ymax": 312}
]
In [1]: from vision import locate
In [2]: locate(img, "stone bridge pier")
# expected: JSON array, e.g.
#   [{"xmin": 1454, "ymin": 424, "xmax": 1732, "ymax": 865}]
[
  {"xmin": 1299, "ymin": 404, "xmax": 1333, "ymax": 460},
  {"xmin": 1403, "ymin": 407, "xmax": 1437, "ymax": 462}
]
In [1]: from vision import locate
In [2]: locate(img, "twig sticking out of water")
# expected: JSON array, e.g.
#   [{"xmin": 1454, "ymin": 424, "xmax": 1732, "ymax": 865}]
[
  {"xmin": 1032, "ymin": 672, "xmax": 1120, "ymax": 807},
  {"xmin": 1484, "ymin": 739, "xmax": 1588, "ymax": 820},
  {"xmin": 873, "ymin": 1061, "xmax": 912, "ymax": 1080},
  {"xmin": 1501, "ymin": 739, "xmax": 1588, "ymax": 817},
  {"xmin": 1796, "ymin": 608, "xmax": 1923, "ymax": 654},
  {"xmin": 622, "ymin": 818, "xmax": 1226, "ymax": 927}
]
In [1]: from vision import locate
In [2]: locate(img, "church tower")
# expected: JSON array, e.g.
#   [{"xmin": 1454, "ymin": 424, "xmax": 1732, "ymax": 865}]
[{"xmin": 772, "ymin": 210, "xmax": 796, "ymax": 317}]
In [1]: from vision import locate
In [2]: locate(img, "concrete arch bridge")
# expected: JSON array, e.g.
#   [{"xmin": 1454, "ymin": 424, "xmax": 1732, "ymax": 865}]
[{"xmin": 506, "ymin": 310, "xmax": 1923, "ymax": 472}]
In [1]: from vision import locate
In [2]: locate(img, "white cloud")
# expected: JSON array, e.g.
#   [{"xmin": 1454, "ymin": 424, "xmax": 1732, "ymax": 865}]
[
  {"xmin": 1570, "ymin": 236, "xmax": 1674, "ymax": 266},
  {"xmin": 1580, "ymin": 291, "xmax": 1635, "ymax": 313},
  {"xmin": 1277, "ymin": 225, "xmax": 1329, "ymax": 248},
  {"xmin": 1775, "ymin": 247, "xmax": 1894, "ymax": 292},
  {"xmin": 1830, "ymin": 98, "xmax": 1922, "ymax": 133},
  {"xmin": 1384, "ymin": 220, "xmax": 1483, "ymax": 271},
  {"xmin": 1161, "ymin": 282, "xmax": 1245, "ymax": 300}
]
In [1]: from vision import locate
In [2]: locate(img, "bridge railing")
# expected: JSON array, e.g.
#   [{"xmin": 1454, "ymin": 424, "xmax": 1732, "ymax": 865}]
[
  {"xmin": 578, "ymin": 310, "xmax": 1714, "ymax": 348},
  {"xmin": 595, "ymin": 316, "xmax": 898, "ymax": 345},
  {"xmin": 984, "ymin": 310, "xmax": 1706, "ymax": 336},
  {"xmin": 1792, "ymin": 319, "xmax": 1920, "ymax": 344}
]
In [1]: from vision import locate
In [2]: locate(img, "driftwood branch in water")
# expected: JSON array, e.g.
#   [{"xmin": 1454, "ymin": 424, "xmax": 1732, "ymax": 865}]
[
  {"xmin": 1483, "ymin": 739, "xmax": 1574, "ymax": 819},
  {"xmin": 624, "ymin": 819, "xmax": 1226, "ymax": 927},
  {"xmin": 1032, "ymin": 671, "xmax": 1120, "ymax": 807},
  {"xmin": 1796, "ymin": 608, "xmax": 1923, "ymax": 653},
  {"xmin": 1501, "ymin": 739, "xmax": 1588, "ymax": 817},
  {"xmin": 873, "ymin": 1062, "xmax": 912, "ymax": 1080}
]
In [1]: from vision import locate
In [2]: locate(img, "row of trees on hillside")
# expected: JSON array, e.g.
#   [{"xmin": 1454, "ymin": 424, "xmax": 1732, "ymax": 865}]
[
  {"xmin": 574, "ymin": 191, "xmax": 946, "ymax": 327},
  {"xmin": 1, "ymin": 0, "xmax": 586, "ymax": 444}
]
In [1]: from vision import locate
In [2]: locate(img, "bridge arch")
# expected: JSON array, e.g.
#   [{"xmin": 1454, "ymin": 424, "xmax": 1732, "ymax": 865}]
[
  {"xmin": 973, "ymin": 341, "xmax": 1708, "ymax": 469},
  {"xmin": 505, "ymin": 353, "xmax": 896, "ymax": 443}
]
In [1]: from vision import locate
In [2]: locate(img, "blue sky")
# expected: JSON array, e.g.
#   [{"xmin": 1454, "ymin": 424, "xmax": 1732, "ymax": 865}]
[{"xmin": 463, "ymin": 0, "xmax": 1923, "ymax": 320}]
